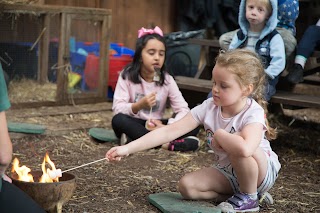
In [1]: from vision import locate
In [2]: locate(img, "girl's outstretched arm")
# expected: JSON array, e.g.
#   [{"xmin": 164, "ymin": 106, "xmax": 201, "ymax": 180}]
[
  {"xmin": 106, "ymin": 112, "xmax": 198, "ymax": 161},
  {"xmin": 214, "ymin": 122, "xmax": 263, "ymax": 157}
]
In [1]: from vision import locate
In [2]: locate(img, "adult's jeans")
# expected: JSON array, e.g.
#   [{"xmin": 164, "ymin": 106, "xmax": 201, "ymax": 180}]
[{"xmin": 296, "ymin": 25, "xmax": 320, "ymax": 58}]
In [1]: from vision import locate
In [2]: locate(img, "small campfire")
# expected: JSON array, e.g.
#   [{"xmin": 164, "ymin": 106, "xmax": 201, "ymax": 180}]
[
  {"xmin": 10, "ymin": 153, "xmax": 76, "ymax": 213},
  {"xmin": 12, "ymin": 153, "xmax": 60, "ymax": 183}
]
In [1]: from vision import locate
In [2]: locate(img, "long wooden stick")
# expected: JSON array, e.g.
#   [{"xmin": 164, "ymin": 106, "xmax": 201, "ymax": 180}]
[
  {"xmin": 62, "ymin": 158, "xmax": 107, "ymax": 173},
  {"xmin": 30, "ymin": 27, "xmax": 47, "ymax": 51}
]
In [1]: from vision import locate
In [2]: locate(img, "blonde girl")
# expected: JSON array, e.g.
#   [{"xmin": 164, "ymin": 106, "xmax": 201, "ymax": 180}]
[{"xmin": 106, "ymin": 49, "xmax": 280, "ymax": 212}]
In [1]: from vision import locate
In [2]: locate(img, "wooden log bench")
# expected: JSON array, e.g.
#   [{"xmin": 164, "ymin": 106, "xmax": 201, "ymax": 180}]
[{"xmin": 175, "ymin": 76, "xmax": 320, "ymax": 110}]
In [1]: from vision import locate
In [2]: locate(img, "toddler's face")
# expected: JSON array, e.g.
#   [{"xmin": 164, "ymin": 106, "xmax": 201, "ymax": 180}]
[{"xmin": 245, "ymin": 0, "xmax": 271, "ymax": 29}]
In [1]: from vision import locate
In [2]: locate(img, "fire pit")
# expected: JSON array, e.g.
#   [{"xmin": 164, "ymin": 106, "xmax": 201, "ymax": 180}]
[{"xmin": 11, "ymin": 171, "xmax": 76, "ymax": 213}]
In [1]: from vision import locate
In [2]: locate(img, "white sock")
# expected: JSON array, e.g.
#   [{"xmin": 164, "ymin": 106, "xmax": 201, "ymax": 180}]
[
  {"xmin": 294, "ymin": 55, "xmax": 307, "ymax": 69},
  {"xmin": 246, "ymin": 192, "xmax": 258, "ymax": 200}
]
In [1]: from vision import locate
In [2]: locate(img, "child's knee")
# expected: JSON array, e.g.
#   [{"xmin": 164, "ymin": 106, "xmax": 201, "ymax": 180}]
[
  {"xmin": 111, "ymin": 113, "xmax": 126, "ymax": 126},
  {"xmin": 177, "ymin": 176, "xmax": 193, "ymax": 199}
]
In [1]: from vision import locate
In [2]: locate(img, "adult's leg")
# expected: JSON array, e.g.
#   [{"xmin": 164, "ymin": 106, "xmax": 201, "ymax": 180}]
[
  {"xmin": 112, "ymin": 113, "xmax": 149, "ymax": 140},
  {"xmin": 287, "ymin": 25, "xmax": 320, "ymax": 83},
  {"xmin": 178, "ymin": 167, "xmax": 233, "ymax": 202},
  {"xmin": 295, "ymin": 25, "xmax": 320, "ymax": 59},
  {"xmin": 0, "ymin": 179, "xmax": 46, "ymax": 213}
]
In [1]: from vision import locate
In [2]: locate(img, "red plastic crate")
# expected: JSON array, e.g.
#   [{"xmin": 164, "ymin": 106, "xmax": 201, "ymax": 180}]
[
  {"xmin": 109, "ymin": 55, "xmax": 132, "ymax": 90},
  {"xmin": 84, "ymin": 54, "xmax": 132, "ymax": 90}
]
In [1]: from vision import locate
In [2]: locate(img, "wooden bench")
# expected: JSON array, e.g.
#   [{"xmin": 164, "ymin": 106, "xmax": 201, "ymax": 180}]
[
  {"xmin": 270, "ymin": 91, "xmax": 320, "ymax": 108},
  {"xmin": 175, "ymin": 76, "xmax": 320, "ymax": 109},
  {"xmin": 175, "ymin": 76, "xmax": 211, "ymax": 108},
  {"xmin": 188, "ymin": 38, "xmax": 220, "ymax": 79},
  {"xmin": 175, "ymin": 76, "xmax": 212, "ymax": 93}
]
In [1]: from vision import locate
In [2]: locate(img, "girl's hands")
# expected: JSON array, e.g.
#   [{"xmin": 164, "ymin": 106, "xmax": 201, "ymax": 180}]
[
  {"xmin": 132, "ymin": 92, "xmax": 156, "ymax": 114},
  {"xmin": 146, "ymin": 119, "xmax": 164, "ymax": 130},
  {"xmin": 105, "ymin": 146, "xmax": 129, "ymax": 162},
  {"xmin": 150, "ymin": 119, "xmax": 164, "ymax": 130},
  {"xmin": 140, "ymin": 92, "xmax": 156, "ymax": 110}
]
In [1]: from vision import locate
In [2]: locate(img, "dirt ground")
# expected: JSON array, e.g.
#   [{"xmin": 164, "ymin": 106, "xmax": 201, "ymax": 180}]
[{"xmin": 5, "ymin": 102, "xmax": 320, "ymax": 213}]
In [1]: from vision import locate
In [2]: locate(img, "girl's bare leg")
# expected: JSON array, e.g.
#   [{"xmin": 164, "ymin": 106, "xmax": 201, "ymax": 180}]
[
  {"xmin": 229, "ymin": 147, "xmax": 268, "ymax": 194},
  {"xmin": 178, "ymin": 167, "xmax": 233, "ymax": 202}
]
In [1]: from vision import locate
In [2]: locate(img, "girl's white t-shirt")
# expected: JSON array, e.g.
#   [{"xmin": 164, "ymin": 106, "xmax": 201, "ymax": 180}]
[{"xmin": 191, "ymin": 98, "xmax": 281, "ymax": 172}]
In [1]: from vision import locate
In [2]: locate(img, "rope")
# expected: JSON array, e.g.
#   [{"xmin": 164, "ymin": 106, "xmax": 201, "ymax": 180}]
[{"xmin": 51, "ymin": 62, "xmax": 76, "ymax": 106}]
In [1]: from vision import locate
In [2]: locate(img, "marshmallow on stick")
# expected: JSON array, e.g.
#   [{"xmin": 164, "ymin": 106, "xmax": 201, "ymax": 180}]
[
  {"xmin": 147, "ymin": 71, "xmax": 158, "ymax": 130},
  {"xmin": 48, "ymin": 169, "xmax": 62, "ymax": 179},
  {"xmin": 48, "ymin": 158, "xmax": 107, "ymax": 179},
  {"xmin": 153, "ymin": 67, "xmax": 161, "ymax": 82},
  {"xmin": 145, "ymin": 119, "xmax": 156, "ymax": 130}
]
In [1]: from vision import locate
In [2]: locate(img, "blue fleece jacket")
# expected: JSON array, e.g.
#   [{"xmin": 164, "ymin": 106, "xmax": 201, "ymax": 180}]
[{"xmin": 229, "ymin": 0, "xmax": 286, "ymax": 79}]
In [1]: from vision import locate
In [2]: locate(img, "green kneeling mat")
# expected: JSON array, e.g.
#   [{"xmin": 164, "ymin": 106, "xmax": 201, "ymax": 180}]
[
  {"xmin": 88, "ymin": 128, "xmax": 118, "ymax": 142},
  {"xmin": 8, "ymin": 122, "xmax": 46, "ymax": 134},
  {"xmin": 148, "ymin": 192, "xmax": 221, "ymax": 213}
]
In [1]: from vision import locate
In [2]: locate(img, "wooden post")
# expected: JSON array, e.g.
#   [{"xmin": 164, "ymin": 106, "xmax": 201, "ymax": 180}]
[
  {"xmin": 38, "ymin": 14, "xmax": 50, "ymax": 84},
  {"xmin": 56, "ymin": 12, "xmax": 67, "ymax": 103},
  {"xmin": 99, "ymin": 15, "xmax": 110, "ymax": 99}
]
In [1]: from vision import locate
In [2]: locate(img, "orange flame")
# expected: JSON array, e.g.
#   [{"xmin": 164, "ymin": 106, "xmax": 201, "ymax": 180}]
[
  {"xmin": 40, "ymin": 153, "xmax": 59, "ymax": 182},
  {"xmin": 11, "ymin": 153, "xmax": 60, "ymax": 183},
  {"xmin": 11, "ymin": 158, "xmax": 34, "ymax": 182}
]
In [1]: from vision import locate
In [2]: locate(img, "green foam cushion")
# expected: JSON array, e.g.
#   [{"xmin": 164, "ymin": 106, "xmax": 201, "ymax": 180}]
[
  {"xmin": 148, "ymin": 192, "xmax": 221, "ymax": 213},
  {"xmin": 8, "ymin": 122, "xmax": 46, "ymax": 134},
  {"xmin": 88, "ymin": 128, "xmax": 118, "ymax": 142}
]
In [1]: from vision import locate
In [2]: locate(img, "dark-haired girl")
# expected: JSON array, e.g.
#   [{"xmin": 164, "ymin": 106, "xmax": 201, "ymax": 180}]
[{"xmin": 111, "ymin": 26, "xmax": 199, "ymax": 152}]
